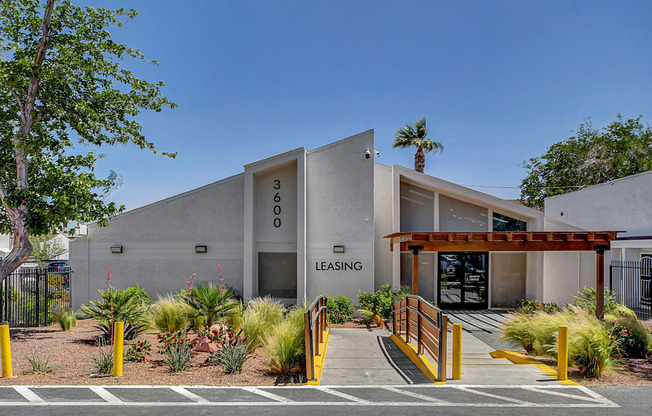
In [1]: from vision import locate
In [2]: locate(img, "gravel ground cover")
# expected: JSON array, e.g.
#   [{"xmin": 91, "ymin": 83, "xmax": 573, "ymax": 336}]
[{"xmin": 0, "ymin": 319, "xmax": 283, "ymax": 386}]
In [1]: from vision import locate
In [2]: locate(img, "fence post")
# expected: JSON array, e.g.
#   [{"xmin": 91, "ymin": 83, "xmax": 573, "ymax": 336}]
[
  {"xmin": 0, "ymin": 323, "xmax": 12, "ymax": 378},
  {"xmin": 558, "ymin": 325, "xmax": 568, "ymax": 381},
  {"xmin": 112, "ymin": 321, "xmax": 124, "ymax": 377},
  {"xmin": 452, "ymin": 323, "xmax": 462, "ymax": 380},
  {"xmin": 417, "ymin": 300, "xmax": 422, "ymax": 354},
  {"xmin": 304, "ymin": 311, "xmax": 314, "ymax": 381},
  {"xmin": 439, "ymin": 314, "xmax": 448, "ymax": 382}
]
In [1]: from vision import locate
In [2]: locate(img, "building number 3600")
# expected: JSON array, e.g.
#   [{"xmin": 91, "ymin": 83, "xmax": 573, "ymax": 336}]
[{"xmin": 273, "ymin": 179, "xmax": 281, "ymax": 228}]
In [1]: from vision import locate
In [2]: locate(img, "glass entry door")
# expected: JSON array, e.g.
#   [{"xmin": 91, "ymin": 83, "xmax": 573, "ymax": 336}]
[{"xmin": 438, "ymin": 252, "xmax": 488, "ymax": 309}]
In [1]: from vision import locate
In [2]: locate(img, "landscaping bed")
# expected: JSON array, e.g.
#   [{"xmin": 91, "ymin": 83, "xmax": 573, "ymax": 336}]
[{"xmin": 1, "ymin": 319, "xmax": 282, "ymax": 386}]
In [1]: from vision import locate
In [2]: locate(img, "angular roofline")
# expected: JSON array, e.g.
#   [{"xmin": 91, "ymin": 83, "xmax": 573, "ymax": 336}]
[
  {"xmin": 307, "ymin": 129, "xmax": 374, "ymax": 155},
  {"xmin": 86, "ymin": 173, "xmax": 244, "ymax": 228}
]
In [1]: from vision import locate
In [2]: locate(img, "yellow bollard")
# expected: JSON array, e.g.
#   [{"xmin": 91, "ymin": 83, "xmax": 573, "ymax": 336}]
[
  {"xmin": 558, "ymin": 325, "xmax": 569, "ymax": 381},
  {"xmin": 112, "ymin": 321, "xmax": 124, "ymax": 377},
  {"xmin": 452, "ymin": 323, "xmax": 462, "ymax": 380},
  {"xmin": 1, "ymin": 324, "xmax": 13, "ymax": 378}
]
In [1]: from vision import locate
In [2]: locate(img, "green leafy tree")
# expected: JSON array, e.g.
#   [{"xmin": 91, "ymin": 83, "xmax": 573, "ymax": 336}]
[
  {"xmin": 0, "ymin": 0, "xmax": 176, "ymax": 282},
  {"xmin": 520, "ymin": 115, "xmax": 652, "ymax": 208},
  {"xmin": 29, "ymin": 233, "xmax": 66, "ymax": 265},
  {"xmin": 392, "ymin": 117, "xmax": 444, "ymax": 173}
]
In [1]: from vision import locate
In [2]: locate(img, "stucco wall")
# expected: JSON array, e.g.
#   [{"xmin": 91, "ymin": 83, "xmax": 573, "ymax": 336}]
[
  {"xmin": 70, "ymin": 174, "xmax": 245, "ymax": 308},
  {"xmin": 545, "ymin": 171, "xmax": 652, "ymax": 237},
  {"xmin": 373, "ymin": 164, "xmax": 393, "ymax": 290},
  {"xmin": 305, "ymin": 131, "xmax": 375, "ymax": 300},
  {"xmin": 491, "ymin": 253, "xmax": 526, "ymax": 308}
]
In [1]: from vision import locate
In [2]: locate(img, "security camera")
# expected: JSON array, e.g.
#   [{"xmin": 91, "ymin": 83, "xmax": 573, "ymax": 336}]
[
  {"xmin": 375, "ymin": 150, "xmax": 380, "ymax": 157},
  {"xmin": 365, "ymin": 148, "xmax": 371, "ymax": 159}
]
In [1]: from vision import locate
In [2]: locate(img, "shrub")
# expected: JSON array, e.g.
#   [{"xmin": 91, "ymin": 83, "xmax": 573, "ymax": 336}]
[
  {"xmin": 501, "ymin": 312, "xmax": 537, "ymax": 353},
  {"xmin": 200, "ymin": 323, "xmax": 245, "ymax": 350},
  {"xmin": 265, "ymin": 308, "xmax": 305, "ymax": 376},
  {"xmin": 326, "ymin": 295, "xmax": 353, "ymax": 324},
  {"xmin": 358, "ymin": 309, "xmax": 375, "ymax": 325},
  {"xmin": 23, "ymin": 349, "xmax": 55, "ymax": 375},
  {"xmin": 181, "ymin": 283, "xmax": 238, "ymax": 328},
  {"xmin": 92, "ymin": 347, "xmax": 114, "ymax": 375},
  {"xmin": 242, "ymin": 296, "xmax": 284, "ymax": 351},
  {"xmin": 125, "ymin": 340, "xmax": 152, "ymax": 363},
  {"xmin": 212, "ymin": 339, "xmax": 251, "ymax": 374},
  {"xmin": 122, "ymin": 284, "xmax": 151, "ymax": 305},
  {"xmin": 50, "ymin": 306, "xmax": 76, "ymax": 331},
  {"xmin": 225, "ymin": 301, "xmax": 243, "ymax": 332},
  {"xmin": 151, "ymin": 296, "xmax": 190, "ymax": 333},
  {"xmin": 573, "ymin": 286, "xmax": 636, "ymax": 318},
  {"xmin": 608, "ymin": 318, "xmax": 650, "ymax": 359},
  {"xmin": 515, "ymin": 299, "xmax": 562, "ymax": 315},
  {"xmin": 568, "ymin": 312, "xmax": 615, "ymax": 379},
  {"xmin": 358, "ymin": 284, "xmax": 410, "ymax": 320}
]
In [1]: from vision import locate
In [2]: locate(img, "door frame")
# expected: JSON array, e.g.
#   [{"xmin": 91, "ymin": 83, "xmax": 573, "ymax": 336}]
[{"xmin": 437, "ymin": 251, "xmax": 489, "ymax": 309}]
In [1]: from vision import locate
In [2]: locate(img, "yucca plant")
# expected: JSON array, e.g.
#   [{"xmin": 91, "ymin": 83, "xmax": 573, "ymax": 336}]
[
  {"xmin": 181, "ymin": 283, "xmax": 237, "ymax": 328},
  {"xmin": 50, "ymin": 306, "xmax": 76, "ymax": 331},
  {"xmin": 163, "ymin": 344, "xmax": 194, "ymax": 372},
  {"xmin": 92, "ymin": 347, "xmax": 114, "ymax": 375},
  {"xmin": 24, "ymin": 349, "xmax": 55, "ymax": 375},
  {"xmin": 212, "ymin": 339, "xmax": 251, "ymax": 374}
]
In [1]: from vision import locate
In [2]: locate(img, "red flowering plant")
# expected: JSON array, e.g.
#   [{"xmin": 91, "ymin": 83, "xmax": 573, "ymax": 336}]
[
  {"xmin": 157, "ymin": 330, "xmax": 199, "ymax": 353},
  {"xmin": 125, "ymin": 340, "xmax": 153, "ymax": 362},
  {"xmin": 609, "ymin": 321, "xmax": 649, "ymax": 359},
  {"xmin": 200, "ymin": 323, "xmax": 246, "ymax": 349}
]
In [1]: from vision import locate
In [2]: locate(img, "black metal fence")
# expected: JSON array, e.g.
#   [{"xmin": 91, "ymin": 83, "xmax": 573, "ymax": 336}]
[
  {"xmin": 0, "ymin": 266, "xmax": 71, "ymax": 327},
  {"xmin": 610, "ymin": 260, "xmax": 651, "ymax": 320}
]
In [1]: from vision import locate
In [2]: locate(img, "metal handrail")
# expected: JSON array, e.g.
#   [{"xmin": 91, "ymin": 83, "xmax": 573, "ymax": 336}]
[{"xmin": 305, "ymin": 295, "xmax": 329, "ymax": 381}]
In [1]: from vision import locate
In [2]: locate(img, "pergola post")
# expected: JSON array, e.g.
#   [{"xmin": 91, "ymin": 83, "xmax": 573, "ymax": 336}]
[
  {"xmin": 408, "ymin": 245, "xmax": 424, "ymax": 296},
  {"xmin": 595, "ymin": 246, "xmax": 606, "ymax": 320}
]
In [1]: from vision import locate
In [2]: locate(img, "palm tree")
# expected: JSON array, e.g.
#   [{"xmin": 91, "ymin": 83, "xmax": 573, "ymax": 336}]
[
  {"xmin": 393, "ymin": 117, "xmax": 444, "ymax": 173},
  {"xmin": 182, "ymin": 282, "xmax": 237, "ymax": 328}
]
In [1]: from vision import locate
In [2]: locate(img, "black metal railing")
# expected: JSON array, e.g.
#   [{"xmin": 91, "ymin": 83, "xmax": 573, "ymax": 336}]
[
  {"xmin": 610, "ymin": 260, "xmax": 651, "ymax": 320},
  {"xmin": 1, "ymin": 266, "xmax": 71, "ymax": 327},
  {"xmin": 304, "ymin": 295, "xmax": 328, "ymax": 381},
  {"xmin": 393, "ymin": 294, "xmax": 448, "ymax": 381}
]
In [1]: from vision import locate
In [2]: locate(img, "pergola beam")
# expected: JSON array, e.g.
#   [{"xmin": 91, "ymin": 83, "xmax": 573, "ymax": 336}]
[{"xmin": 384, "ymin": 231, "xmax": 620, "ymax": 320}]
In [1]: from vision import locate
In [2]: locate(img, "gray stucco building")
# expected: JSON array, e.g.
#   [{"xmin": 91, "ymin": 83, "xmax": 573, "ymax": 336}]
[{"xmin": 70, "ymin": 131, "xmax": 594, "ymax": 309}]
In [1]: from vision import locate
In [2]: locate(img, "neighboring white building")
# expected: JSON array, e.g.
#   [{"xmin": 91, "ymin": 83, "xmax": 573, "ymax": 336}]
[
  {"xmin": 544, "ymin": 171, "xmax": 652, "ymax": 305},
  {"xmin": 0, "ymin": 232, "xmax": 70, "ymax": 264},
  {"xmin": 69, "ymin": 131, "xmax": 607, "ymax": 309},
  {"xmin": 0, "ymin": 233, "xmax": 12, "ymax": 260}
]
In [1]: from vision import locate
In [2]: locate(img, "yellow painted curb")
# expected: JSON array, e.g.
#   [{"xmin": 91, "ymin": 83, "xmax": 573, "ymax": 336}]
[
  {"xmin": 490, "ymin": 350, "xmax": 578, "ymax": 385},
  {"xmin": 307, "ymin": 329, "xmax": 329, "ymax": 385},
  {"xmin": 390, "ymin": 333, "xmax": 445, "ymax": 384}
]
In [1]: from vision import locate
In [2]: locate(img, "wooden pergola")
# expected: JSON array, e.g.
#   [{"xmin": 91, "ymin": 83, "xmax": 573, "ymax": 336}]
[{"xmin": 384, "ymin": 231, "xmax": 620, "ymax": 319}]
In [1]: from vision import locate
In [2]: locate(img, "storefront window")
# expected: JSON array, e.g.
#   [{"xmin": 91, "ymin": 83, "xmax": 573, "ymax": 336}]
[
  {"xmin": 400, "ymin": 182, "xmax": 434, "ymax": 231},
  {"xmin": 439, "ymin": 194, "xmax": 487, "ymax": 232},
  {"xmin": 493, "ymin": 212, "xmax": 527, "ymax": 231}
]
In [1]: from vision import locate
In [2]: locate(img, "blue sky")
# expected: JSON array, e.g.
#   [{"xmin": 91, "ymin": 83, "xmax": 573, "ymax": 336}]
[{"xmin": 91, "ymin": 0, "xmax": 652, "ymax": 208}]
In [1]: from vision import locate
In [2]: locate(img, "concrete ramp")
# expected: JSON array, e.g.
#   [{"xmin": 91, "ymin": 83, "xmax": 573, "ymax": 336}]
[{"xmin": 319, "ymin": 328, "xmax": 431, "ymax": 385}]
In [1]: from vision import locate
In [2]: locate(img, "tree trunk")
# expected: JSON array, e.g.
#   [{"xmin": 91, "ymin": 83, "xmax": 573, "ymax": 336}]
[
  {"xmin": 414, "ymin": 147, "xmax": 426, "ymax": 173},
  {"xmin": 0, "ymin": 0, "xmax": 56, "ymax": 284},
  {"xmin": 0, "ymin": 205, "xmax": 32, "ymax": 283}
]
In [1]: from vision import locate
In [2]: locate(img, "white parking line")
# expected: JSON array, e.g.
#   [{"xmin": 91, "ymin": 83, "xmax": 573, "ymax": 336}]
[
  {"xmin": 88, "ymin": 386, "xmax": 123, "ymax": 404},
  {"xmin": 12, "ymin": 386, "xmax": 45, "ymax": 403},
  {"xmin": 169, "ymin": 386, "xmax": 210, "ymax": 404},
  {"xmin": 0, "ymin": 385, "xmax": 619, "ymax": 408}
]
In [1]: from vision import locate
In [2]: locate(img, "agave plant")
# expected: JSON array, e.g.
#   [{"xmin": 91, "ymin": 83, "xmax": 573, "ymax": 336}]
[{"xmin": 181, "ymin": 282, "xmax": 238, "ymax": 328}]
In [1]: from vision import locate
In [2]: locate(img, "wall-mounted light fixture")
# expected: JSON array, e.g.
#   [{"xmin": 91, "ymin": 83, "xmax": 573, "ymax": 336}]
[
  {"xmin": 195, "ymin": 245, "xmax": 208, "ymax": 254},
  {"xmin": 110, "ymin": 245, "xmax": 123, "ymax": 254},
  {"xmin": 333, "ymin": 245, "xmax": 345, "ymax": 254}
]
